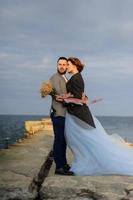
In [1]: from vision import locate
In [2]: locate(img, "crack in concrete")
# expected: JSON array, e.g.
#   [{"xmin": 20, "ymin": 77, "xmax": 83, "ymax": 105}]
[
  {"xmin": 9, "ymin": 170, "xmax": 31, "ymax": 178},
  {"xmin": 77, "ymin": 189, "xmax": 106, "ymax": 200},
  {"xmin": 28, "ymin": 150, "xmax": 53, "ymax": 200},
  {"xmin": 121, "ymin": 188, "xmax": 133, "ymax": 200}
]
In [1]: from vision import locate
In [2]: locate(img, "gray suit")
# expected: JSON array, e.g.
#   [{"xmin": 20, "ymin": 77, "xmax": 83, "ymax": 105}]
[
  {"xmin": 50, "ymin": 72, "xmax": 68, "ymax": 169},
  {"xmin": 50, "ymin": 73, "xmax": 67, "ymax": 116}
]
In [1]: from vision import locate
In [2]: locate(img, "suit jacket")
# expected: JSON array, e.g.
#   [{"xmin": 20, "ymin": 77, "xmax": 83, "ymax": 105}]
[
  {"xmin": 66, "ymin": 73, "xmax": 96, "ymax": 128},
  {"xmin": 50, "ymin": 73, "xmax": 67, "ymax": 117}
]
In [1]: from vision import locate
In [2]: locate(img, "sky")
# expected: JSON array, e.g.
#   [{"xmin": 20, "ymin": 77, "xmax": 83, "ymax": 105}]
[{"xmin": 0, "ymin": 0, "xmax": 133, "ymax": 116}]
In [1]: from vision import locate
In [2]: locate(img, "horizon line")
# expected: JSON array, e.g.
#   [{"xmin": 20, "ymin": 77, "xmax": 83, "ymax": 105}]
[{"xmin": 0, "ymin": 114, "xmax": 133, "ymax": 117}]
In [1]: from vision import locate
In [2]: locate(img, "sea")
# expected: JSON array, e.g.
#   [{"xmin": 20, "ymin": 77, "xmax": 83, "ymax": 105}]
[
  {"xmin": 0, "ymin": 115, "xmax": 133, "ymax": 149},
  {"xmin": 0, "ymin": 115, "xmax": 45, "ymax": 149}
]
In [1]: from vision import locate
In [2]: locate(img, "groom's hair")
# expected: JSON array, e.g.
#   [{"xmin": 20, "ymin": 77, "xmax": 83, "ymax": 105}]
[{"xmin": 57, "ymin": 57, "xmax": 68, "ymax": 63}]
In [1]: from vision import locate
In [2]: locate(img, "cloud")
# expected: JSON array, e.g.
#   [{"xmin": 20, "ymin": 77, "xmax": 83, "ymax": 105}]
[{"xmin": 0, "ymin": 0, "xmax": 133, "ymax": 115}]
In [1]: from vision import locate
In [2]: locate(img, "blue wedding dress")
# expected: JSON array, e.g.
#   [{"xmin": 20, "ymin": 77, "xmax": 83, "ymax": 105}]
[{"xmin": 65, "ymin": 73, "xmax": 133, "ymax": 176}]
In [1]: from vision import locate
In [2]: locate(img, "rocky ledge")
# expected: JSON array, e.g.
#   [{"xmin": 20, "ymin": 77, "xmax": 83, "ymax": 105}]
[{"xmin": 40, "ymin": 175, "xmax": 133, "ymax": 200}]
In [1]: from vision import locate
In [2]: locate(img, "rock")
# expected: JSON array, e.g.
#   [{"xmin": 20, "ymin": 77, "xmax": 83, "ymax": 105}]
[
  {"xmin": 0, "ymin": 171, "xmax": 34, "ymax": 200},
  {"xmin": 40, "ymin": 176, "xmax": 133, "ymax": 200}
]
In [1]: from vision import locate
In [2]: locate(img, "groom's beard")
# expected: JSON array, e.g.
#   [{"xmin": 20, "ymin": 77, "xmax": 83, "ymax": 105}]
[{"xmin": 57, "ymin": 69, "xmax": 67, "ymax": 75}]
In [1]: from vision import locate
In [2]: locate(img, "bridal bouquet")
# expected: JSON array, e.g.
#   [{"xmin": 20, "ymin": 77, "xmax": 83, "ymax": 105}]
[{"xmin": 40, "ymin": 81, "xmax": 56, "ymax": 98}]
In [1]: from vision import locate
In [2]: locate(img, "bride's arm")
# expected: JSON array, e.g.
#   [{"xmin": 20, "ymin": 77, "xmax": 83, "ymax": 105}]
[
  {"xmin": 56, "ymin": 93, "xmax": 102, "ymax": 105},
  {"xmin": 55, "ymin": 93, "xmax": 88, "ymax": 105},
  {"xmin": 55, "ymin": 93, "xmax": 73, "ymax": 102}
]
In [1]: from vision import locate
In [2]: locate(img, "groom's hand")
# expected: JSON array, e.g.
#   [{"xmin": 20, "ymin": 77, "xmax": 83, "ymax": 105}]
[
  {"xmin": 55, "ymin": 93, "xmax": 74, "ymax": 102},
  {"xmin": 82, "ymin": 94, "xmax": 89, "ymax": 104}
]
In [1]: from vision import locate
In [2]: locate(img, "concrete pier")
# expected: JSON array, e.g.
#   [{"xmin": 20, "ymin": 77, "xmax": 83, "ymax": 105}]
[
  {"xmin": 0, "ymin": 122, "xmax": 133, "ymax": 200},
  {"xmin": 0, "ymin": 129, "xmax": 53, "ymax": 200}
]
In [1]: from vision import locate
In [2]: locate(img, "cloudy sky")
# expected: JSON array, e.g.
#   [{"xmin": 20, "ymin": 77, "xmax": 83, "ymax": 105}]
[{"xmin": 0, "ymin": 0, "xmax": 133, "ymax": 116}]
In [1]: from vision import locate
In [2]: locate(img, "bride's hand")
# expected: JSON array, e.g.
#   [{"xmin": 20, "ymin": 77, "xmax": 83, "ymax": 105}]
[{"xmin": 55, "ymin": 95, "xmax": 64, "ymax": 102}]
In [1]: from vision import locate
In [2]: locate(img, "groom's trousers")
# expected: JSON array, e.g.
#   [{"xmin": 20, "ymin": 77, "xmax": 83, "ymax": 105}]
[{"xmin": 51, "ymin": 114, "xmax": 67, "ymax": 169}]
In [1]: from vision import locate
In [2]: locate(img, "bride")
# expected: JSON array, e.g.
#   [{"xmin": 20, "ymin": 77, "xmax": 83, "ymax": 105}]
[{"xmin": 60, "ymin": 57, "xmax": 133, "ymax": 176}]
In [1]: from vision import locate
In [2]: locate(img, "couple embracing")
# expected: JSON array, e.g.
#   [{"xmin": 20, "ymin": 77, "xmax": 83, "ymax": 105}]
[{"xmin": 48, "ymin": 56, "xmax": 133, "ymax": 176}]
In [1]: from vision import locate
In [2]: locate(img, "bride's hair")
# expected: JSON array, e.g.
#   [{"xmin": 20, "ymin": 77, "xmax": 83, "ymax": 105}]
[{"xmin": 67, "ymin": 57, "xmax": 84, "ymax": 72}]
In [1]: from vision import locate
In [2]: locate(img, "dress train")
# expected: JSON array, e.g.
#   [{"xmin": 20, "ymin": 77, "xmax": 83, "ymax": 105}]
[{"xmin": 65, "ymin": 112, "xmax": 133, "ymax": 176}]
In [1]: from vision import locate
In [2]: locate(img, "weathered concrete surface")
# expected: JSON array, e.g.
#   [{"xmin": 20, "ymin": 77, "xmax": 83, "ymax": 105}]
[
  {"xmin": 1, "ymin": 122, "xmax": 133, "ymax": 200},
  {"xmin": 41, "ymin": 149, "xmax": 133, "ymax": 200},
  {"xmin": 40, "ymin": 175, "xmax": 133, "ymax": 200},
  {"xmin": 0, "ymin": 130, "xmax": 53, "ymax": 200}
]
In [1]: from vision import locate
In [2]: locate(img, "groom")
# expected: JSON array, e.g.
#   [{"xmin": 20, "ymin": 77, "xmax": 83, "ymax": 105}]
[{"xmin": 50, "ymin": 57, "xmax": 74, "ymax": 176}]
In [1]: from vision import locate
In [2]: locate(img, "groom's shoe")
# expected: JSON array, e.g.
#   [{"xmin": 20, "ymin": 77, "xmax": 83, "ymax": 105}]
[
  {"xmin": 63, "ymin": 164, "xmax": 71, "ymax": 172},
  {"xmin": 55, "ymin": 168, "xmax": 74, "ymax": 176}
]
